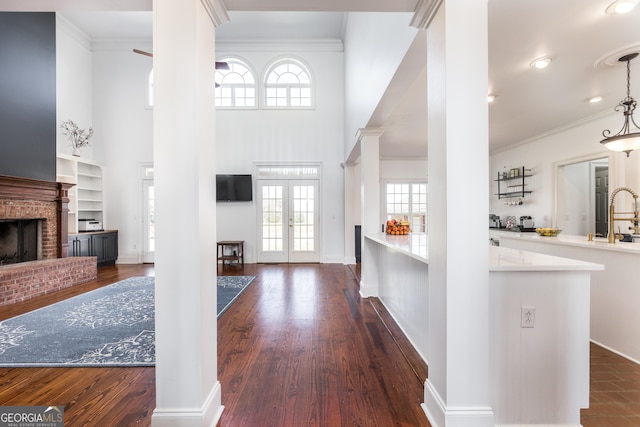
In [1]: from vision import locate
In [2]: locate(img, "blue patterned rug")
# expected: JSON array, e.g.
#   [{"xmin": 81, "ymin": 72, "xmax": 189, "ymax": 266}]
[
  {"xmin": 217, "ymin": 275, "xmax": 255, "ymax": 317},
  {"xmin": 0, "ymin": 275, "xmax": 255, "ymax": 367}
]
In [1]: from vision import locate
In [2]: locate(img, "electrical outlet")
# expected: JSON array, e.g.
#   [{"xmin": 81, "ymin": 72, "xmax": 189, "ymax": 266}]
[{"xmin": 521, "ymin": 306, "xmax": 535, "ymax": 328}]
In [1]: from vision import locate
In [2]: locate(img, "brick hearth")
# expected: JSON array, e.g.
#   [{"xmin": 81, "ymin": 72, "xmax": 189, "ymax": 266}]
[{"xmin": 0, "ymin": 257, "xmax": 97, "ymax": 306}]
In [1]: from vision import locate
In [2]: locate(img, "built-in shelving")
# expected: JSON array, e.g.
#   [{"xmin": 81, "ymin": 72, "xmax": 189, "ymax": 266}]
[{"xmin": 56, "ymin": 154, "xmax": 105, "ymax": 234}]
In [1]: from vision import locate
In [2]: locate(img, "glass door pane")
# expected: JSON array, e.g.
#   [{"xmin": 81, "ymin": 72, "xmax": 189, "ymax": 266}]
[
  {"xmin": 256, "ymin": 179, "xmax": 320, "ymax": 263},
  {"xmin": 289, "ymin": 180, "xmax": 319, "ymax": 263},
  {"xmin": 257, "ymin": 181, "xmax": 288, "ymax": 263},
  {"xmin": 292, "ymin": 184, "xmax": 314, "ymax": 252}
]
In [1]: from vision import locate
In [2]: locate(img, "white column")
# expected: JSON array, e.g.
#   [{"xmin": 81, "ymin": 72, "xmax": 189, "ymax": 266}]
[
  {"xmin": 357, "ymin": 128, "xmax": 383, "ymax": 297},
  {"xmin": 417, "ymin": 0, "xmax": 493, "ymax": 425},
  {"xmin": 152, "ymin": 0, "xmax": 228, "ymax": 426}
]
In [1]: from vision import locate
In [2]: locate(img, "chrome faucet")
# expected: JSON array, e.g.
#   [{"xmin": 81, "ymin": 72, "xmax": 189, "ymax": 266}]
[{"xmin": 608, "ymin": 187, "xmax": 640, "ymax": 243}]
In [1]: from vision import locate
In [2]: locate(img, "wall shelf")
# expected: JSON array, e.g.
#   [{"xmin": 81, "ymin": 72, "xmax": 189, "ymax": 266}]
[{"xmin": 494, "ymin": 166, "xmax": 533, "ymax": 199}]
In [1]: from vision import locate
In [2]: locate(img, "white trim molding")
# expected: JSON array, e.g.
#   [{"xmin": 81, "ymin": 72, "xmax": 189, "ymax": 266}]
[
  {"xmin": 151, "ymin": 381, "xmax": 223, "ymax": 427},
  {"xmin": 423, "ymin": 380, "xmax": 494, "ymax": 427},
  {"xmin": 203, "ymin": 0, "xmax": 229, "ymax": 27},
  {"xmin": 410, "ymin": 0, "xmax": 443, "ymax": 30}
]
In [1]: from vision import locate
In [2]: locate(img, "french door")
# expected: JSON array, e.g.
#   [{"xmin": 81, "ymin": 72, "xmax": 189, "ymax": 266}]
[{"xmin": 257, "ymin": 179, "xmax": 320, "ymax": 263}]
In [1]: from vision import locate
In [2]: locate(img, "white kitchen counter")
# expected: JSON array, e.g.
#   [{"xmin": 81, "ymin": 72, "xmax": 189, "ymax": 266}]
[
  {"xmin": 491, "ymin": 229, "xmax": 640, "ymax": 254},
  {"xmin": 367, "ymin": 232, "xmax": 602, "ymax": 271},
  {"xmin": 364, "ymin": 232, "xmax": 427, "ymax": 262},
  {"xmin": 365, "ymin": 232, "xmax": 602, "ymax": 426}
]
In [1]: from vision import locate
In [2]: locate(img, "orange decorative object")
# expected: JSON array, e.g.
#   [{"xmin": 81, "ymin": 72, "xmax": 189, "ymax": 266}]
[{"xmin": 385, "ymin": 219, "xmax": 411, "ymax": 235}]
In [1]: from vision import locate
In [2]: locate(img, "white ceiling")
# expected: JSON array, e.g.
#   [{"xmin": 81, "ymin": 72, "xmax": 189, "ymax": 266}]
[{"xmin": 57, "ymin": 1, "xmax": 640, "ymax": 157}]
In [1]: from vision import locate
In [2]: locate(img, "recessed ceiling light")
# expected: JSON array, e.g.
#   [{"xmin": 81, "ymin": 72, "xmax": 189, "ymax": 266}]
[
  {"xmin": 606, "ymin": 0, "xmax": 638, "ymax": 14},
  {"xmin": 487, "ymin": 94, "xmax": 496, "ymax": 103},
  {"xmin": 530, "ymin": 57, "xmax": 552, "ymax": 69},
  {"xmin": 589, "ymin": 96, "xmax": 603, "ymax": 103}
]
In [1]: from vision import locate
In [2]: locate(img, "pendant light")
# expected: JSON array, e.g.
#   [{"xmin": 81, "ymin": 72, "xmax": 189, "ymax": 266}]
[{"xmin": 601, "ymin": 52, "xmax": 640, "ymax": 157}]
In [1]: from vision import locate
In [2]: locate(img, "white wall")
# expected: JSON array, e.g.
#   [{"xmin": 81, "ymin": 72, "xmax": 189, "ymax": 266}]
[
  {"xmin": 343, "ymin": 12, "xmax": 417, "ymax": 159},
  {"xmin": 381, "ymin": 158, "xmax": 427, "ymax": 181},
  {"xmin": 92, "ymin": 41, "xmax": 154, "ymax": 263},
  {"xmin": 58, "ymin": 25, "xmax": 349, "ymax": 265},
  {"xmin": 215, "ymin": 44, "xmax": 346, "ymax": 263},
  {"xmin": 490, "ymin": 112, "xmax": 640, "ymax": 229},
  {"xmin": 57, "ymin": 15, "xmax": 154, "ymax": 264},
  {"xmin": 57, "ymin": 17, "xmax": 154, "ymax": 264},
  {"xmin": 56, "ymin": 16, "xmax": 93, "ymax": 158}
]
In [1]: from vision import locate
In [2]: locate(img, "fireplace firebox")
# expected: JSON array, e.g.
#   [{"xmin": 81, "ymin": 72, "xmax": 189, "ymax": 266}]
[{"xmin": 0, "ymin": 219, "xmax": 43, "ymax": 265}]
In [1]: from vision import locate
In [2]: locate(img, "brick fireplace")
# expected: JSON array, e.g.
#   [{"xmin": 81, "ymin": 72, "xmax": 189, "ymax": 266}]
[
  {"xmin": 0, "ymin": 174, "xmax": 72, "ymax": 259},
  {"xmin": 0, "ymin": 175, "xmax": 97, "ymax": 306}
]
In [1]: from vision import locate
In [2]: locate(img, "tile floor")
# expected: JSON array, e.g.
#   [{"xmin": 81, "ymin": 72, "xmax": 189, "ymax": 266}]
[{"xmin": 582, "ymin": 343, "xmax": 640, "ymax": 426}]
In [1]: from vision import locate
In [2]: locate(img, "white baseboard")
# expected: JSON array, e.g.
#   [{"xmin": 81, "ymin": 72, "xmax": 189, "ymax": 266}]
[
  {"xmin": 358, "ymin": 280, "xmax": 378, "ymax": 298},
  {"xmin": 590, "ymin": 338, "xmax": 640, "ymax": 365},
  {"xmin": 423, "ymin": 380, "xmax": 494, "ymax": 427},
  {"xmin": 343, "ymin": 256, "xmax": 357, "ymax": 265},
  {"xmin": 322, "ymin": 255, "xmax": 345, "ymax": 264},
  {"xmin": 115, "ymin": 254, "xmax": 140, "ymax": 264},
  {"xmin": 151, "ymin": 381, "xmax": 223, "ymax": 427}
]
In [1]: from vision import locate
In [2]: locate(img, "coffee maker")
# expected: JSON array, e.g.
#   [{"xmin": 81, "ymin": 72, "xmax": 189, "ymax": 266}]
[{"xmin": 489, "ymin": 214, "xmax": 501, "ymax": 229}]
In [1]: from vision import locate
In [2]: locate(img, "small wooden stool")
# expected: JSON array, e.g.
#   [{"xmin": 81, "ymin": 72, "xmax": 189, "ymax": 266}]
[{"xmin": 217, "ymin": 241, "xmax": 244, "ymax": 268}]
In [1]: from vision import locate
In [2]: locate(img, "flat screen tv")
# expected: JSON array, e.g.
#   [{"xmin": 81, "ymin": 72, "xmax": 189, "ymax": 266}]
[{"xmin": 216, "ymin": 174, "xmax": 253, "ymax": 202}]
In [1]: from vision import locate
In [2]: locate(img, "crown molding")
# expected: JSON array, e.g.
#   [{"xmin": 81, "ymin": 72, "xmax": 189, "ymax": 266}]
[
  {"xmin": 203, "ymin": 0, "xmax": 230, "ymax": 27},
  {"xmin": 490, "ymin": 109, "xmax": 617, "ymax": 154},
  {"xmin": 92, "ymin": 39, "xmax": 152, "ymax": 53},
  {"xmin": 356, "ymin": 128, "xmax": 385, "ymax": 143},
  {"xmin": 216, "ymin": 38, "xmax": 343, "ymax": 52},
  {"xmin": 56, "ymin": 13, "xmax": 92, "ymax": 51},
  {"xmin": 410, "ymin": 0, "xmax": 442, "ymax": 30}
]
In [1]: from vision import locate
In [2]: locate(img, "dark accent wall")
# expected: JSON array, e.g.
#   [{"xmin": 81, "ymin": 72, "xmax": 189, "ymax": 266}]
[{"xmin": 0, "ymin": 12, "xmax": 56, "ymax": 182}]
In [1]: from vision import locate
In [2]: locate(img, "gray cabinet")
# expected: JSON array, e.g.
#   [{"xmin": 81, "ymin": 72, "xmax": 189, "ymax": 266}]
[
  {"xmin": 92, "ymin": 232, "xmax": 118, "ymax": 266},
  {"xmin": 68, "ymin": 230, "xmax": 118, "ymax": 266},
  {"xmin": 69, "ymin": 233, "xmax": 92, "ymax": 257}
]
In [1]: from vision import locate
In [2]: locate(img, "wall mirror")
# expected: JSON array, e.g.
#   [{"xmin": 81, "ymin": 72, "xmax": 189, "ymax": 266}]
[{"xmin": 554, "ymin": 153, "xmax": 612, "ymax": 236}]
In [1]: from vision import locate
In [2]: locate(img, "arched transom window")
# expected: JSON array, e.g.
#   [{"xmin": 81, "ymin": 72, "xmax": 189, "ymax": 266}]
[
  {"xmin": 215, "ymin": 58, "xmax": 256, "ymax": 108},
  {"xmin": 264, "ymin": 58, "xmax": 313, "ymax": 108}
]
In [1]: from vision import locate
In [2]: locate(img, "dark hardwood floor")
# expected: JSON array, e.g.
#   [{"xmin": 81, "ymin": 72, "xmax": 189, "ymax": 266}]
[
  {"xmin": 0, "ymin": 264, "xmax": 156, "ymax": 427},
  {"xmin": 0, "ymin": 263, "xmax": 429, "ymax": 426},
  {"xmin": 1, "ymin": 262, "xmax": 636, "ymax": 426},
  {"xmin": 216, "ymin": 263, "xmax": 429, "ymax": 426}
]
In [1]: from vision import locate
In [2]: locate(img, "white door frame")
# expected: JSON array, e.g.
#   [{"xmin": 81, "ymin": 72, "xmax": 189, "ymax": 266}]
[
  {"xmin": 141, "ymin": 163, "xmax": 155, "ymax": 263},
  {"xmin": 255, "ymin": 164, "xmax": 321, "ymax": 263}
]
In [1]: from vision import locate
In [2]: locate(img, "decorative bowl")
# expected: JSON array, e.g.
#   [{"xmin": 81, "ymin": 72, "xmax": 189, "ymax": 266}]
[{"xmin": 535, "ymin": 228, "xmax": 562, "ymax": 237}]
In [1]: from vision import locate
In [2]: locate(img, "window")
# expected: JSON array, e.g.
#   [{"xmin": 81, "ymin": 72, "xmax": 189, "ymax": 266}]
[
  {"xmin": 215, "ymin": 58, "xmax": 257, "ymax": 108},
  {"xmin": 264, "ymin": 58, "xmax": 313, "ymax": 108},
  {"xmin": 385, "ymin": 182, "xmax": 428, "ymax": 233}
]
